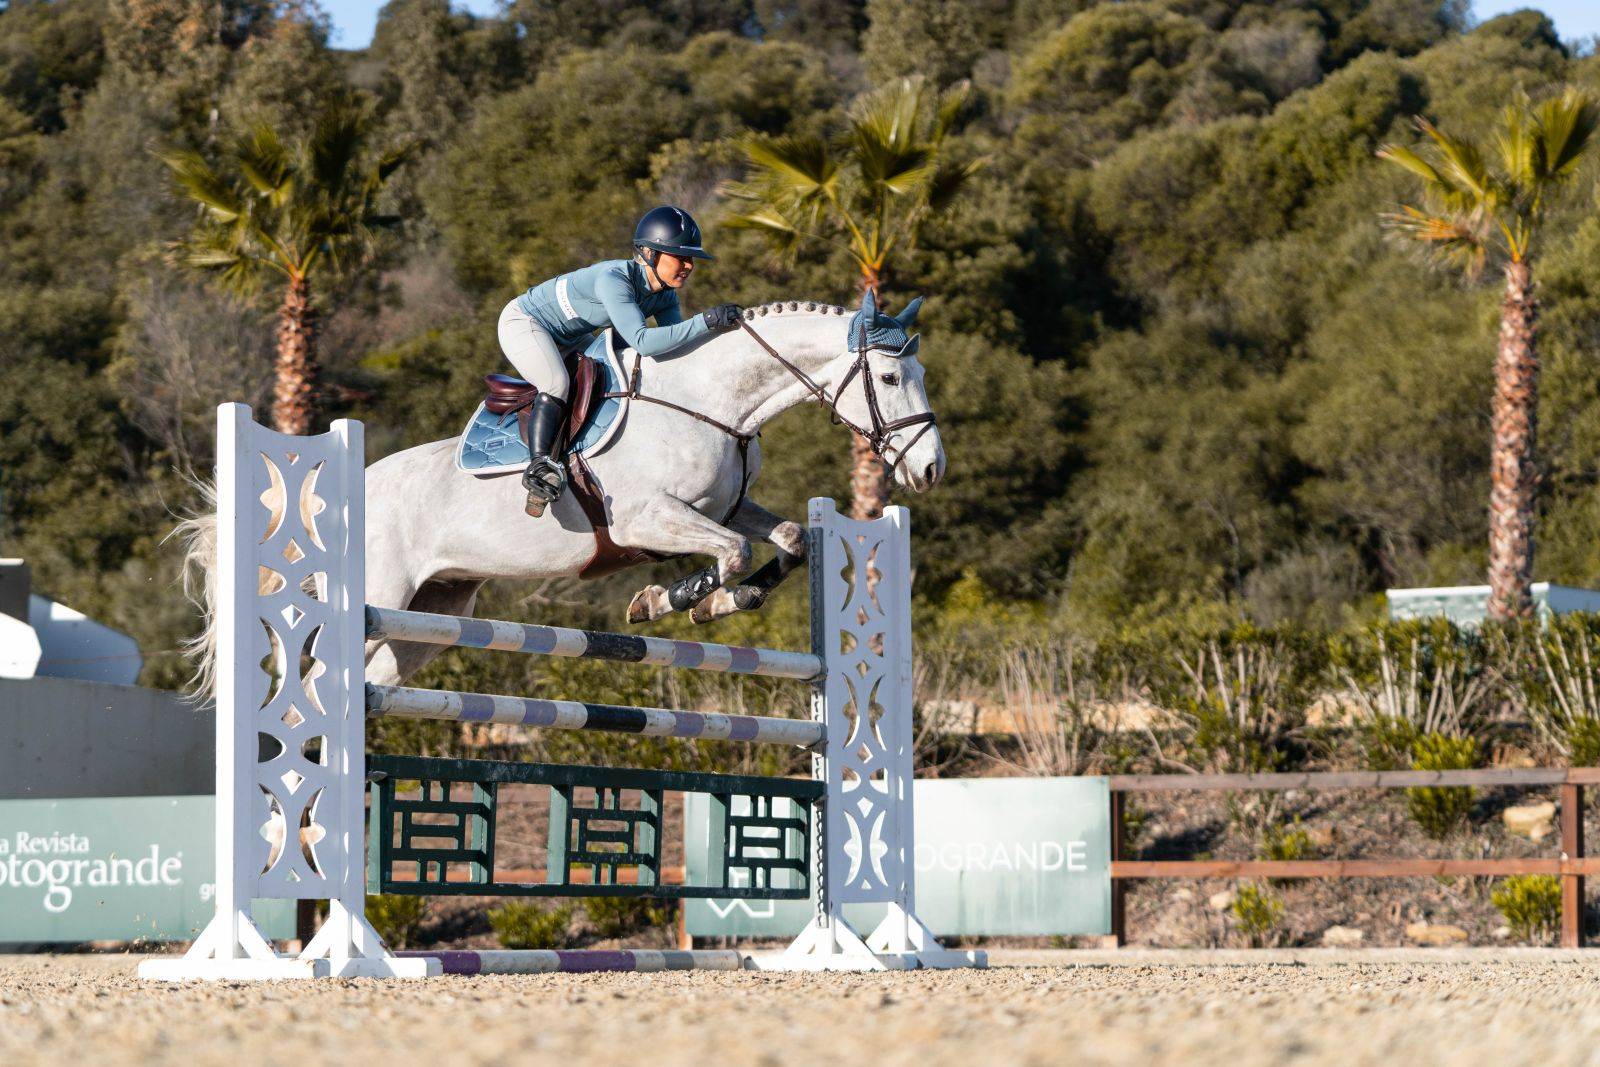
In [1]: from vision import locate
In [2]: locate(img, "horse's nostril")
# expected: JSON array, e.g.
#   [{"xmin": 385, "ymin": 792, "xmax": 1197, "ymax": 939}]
[{"xmin": 923, "ymin": 462, "xmax": 938, "ymax": 485}]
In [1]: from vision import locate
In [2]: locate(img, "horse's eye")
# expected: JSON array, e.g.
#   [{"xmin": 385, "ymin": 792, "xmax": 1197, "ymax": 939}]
[{"xmin": 880, "ymin": 373, "xmax": 900, "ymax": 386}]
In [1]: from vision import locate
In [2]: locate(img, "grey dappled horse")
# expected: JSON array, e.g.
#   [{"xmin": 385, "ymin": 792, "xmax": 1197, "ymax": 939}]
[{"xmin": 183, "ymin": 291, "xmax": 944, "ymax": 689}]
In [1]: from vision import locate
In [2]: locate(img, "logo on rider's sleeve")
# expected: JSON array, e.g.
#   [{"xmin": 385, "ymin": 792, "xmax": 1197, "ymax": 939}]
[{"xmin": 556, "ymin": 277, "xmax": 579, "ymax": 322}]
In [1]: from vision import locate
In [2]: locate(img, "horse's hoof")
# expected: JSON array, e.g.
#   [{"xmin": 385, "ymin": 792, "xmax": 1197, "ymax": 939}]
[
  {"xmin": 628, "ymin": 585, "xmax": 670, "ymax": 624},
  {"xmin": 690, "ymin": 588, "xmax": 739, "ymax": 625}
]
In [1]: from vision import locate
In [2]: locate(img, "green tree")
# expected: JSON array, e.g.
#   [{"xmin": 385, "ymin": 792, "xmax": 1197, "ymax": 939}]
[
  {"xmin": 724, "ymin": 76, "xmax": 983, "ymax": 518},
  {"xmin": 1378, "ymin": 89, "xmax": 1600, "ymax": 619},
  {"xmin": 160, "ymin": 103, "xmax": 414, "ymax": 434},
  {"xmin": 861, "ymin": 0, "xmax": 1004, "ymax": 87},
  {"xmin": 426, "ymin": 47, "xmax": 696, "ymax": 296}
]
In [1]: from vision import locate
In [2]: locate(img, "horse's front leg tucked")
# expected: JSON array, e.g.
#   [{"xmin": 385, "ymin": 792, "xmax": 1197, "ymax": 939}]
[
  {"xmin": 613, "ymin": 495, "xmax": 752, "ymax": 624},
  {"xmin": 690, "ymin": 499, "xmax": 807, "ymax": 625}
]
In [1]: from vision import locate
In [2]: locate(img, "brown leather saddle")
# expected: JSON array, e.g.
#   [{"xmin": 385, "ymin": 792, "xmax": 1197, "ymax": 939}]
[{"xmin": 482, "ymin": 353, "xmax": 664, "ymax": 580}]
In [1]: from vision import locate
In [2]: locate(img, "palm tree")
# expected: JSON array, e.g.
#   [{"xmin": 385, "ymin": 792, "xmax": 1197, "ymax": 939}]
[
  {"xmin": 725, "ymin": 76, "xmax": 983, "ymax": 520},
  {"xmin": 160, "ymin": 102, "xmax": 414, "ymax": 435},
  {"xmin": 1378, "ymin": 89, "xmax": 1600, "ymax": 621}
]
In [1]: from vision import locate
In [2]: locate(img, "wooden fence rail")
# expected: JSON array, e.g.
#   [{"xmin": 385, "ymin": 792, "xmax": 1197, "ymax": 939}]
[{"xmin": 1110, "ymin": 767, "xmax": 1594, "ymax": 948}]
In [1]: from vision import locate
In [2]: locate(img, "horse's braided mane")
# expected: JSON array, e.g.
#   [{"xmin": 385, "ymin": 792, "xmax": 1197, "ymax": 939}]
[{"xmin": 742, "ymin": 301, "xmax": 848, "ymax": 319}]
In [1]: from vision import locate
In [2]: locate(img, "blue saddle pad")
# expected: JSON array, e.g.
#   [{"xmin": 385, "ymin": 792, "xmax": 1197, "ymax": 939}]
[{"xmin": 454, "ymin": 334, "xmax": 626, "ymax": 475}]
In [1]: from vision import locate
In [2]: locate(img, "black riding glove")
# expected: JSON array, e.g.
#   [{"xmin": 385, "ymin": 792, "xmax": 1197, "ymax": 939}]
[{"xmin": 702, "ymin": 303, "xmax": 744, "ymax": 332}]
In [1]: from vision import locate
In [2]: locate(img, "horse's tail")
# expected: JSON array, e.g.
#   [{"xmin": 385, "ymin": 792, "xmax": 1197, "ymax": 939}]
[{"xmin": 172, "ymin": 478, "xmax": 221, "ymax": 700}]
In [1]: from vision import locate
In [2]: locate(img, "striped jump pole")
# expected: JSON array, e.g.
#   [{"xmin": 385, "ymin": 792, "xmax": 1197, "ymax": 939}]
[
  {"xmin": 140, "ymin": 402, "xmax": 981, "ymax": 982},
  {"xmin": 366, "ymin": 605, "xmax": 823, "ymax": 682},
  {"xmin": 366, "ymin": 683, "xmax": 825, "ymax": 747},
  {"xmin": 396, "ymin": 949, "xmax": 746, "ymax": 976}
]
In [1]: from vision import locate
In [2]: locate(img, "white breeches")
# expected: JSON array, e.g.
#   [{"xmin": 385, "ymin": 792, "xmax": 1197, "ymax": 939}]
[{"xmin": 498, "ymin": 298, "xmax": 570, "ymax": 399}]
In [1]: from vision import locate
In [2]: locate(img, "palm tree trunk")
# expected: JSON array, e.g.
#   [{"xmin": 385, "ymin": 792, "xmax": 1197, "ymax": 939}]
[
  {"xmin": 851, "ymin": 271, "xmax": 890, "ymax": 521},
  {"xmin": 273, "ymin": 274, "xmax": 317, "ymax": 436},
  {"xmin": 1486, "ymin": 258, "xmax": 1539, "ymax": 621},
  {"xmin": 850, "ymin": 431, "xmax": 889, "ymax": 521}
]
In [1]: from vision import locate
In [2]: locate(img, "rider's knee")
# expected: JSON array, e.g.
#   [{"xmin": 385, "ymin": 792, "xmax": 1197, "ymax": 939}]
[{"xmin": 542, "ymin": 363, "xmax": 571, "ymax": 400}]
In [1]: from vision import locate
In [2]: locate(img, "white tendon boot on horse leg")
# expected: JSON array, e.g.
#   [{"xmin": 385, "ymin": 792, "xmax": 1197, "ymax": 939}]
[
  {"xmin": 621, "ymin": 495, "xmax": 753, "ymax": 624},
  {"xmin": 690, "ymin": 503, "xmax": 808, "ymax": 624}
]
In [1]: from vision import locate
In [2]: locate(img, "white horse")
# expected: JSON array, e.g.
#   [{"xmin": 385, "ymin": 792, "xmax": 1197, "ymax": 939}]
[{"xmin": 182, "ymin": 292, "xmax": 945, "ymax": 689}]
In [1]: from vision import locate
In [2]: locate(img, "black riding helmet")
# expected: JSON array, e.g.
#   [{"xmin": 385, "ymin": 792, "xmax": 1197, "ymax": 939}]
[{"xmin": 633, "ymin": 205, "xmax": 715, "ymax": 263}]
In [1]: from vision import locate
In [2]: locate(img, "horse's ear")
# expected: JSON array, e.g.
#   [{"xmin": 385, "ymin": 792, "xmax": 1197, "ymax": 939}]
[
  {"xmin": 860, "ymin": 288, "xmax": 878, "ymax": 320},
  {"xmin": 893, "ymin": 296, "xmax": 924, "ymax": 329}
]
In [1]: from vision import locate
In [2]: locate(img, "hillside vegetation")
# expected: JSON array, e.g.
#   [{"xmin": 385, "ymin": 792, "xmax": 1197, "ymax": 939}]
[{"xmin": 2, "ymin": 0, "xmax": 1599, "ymax": 695}]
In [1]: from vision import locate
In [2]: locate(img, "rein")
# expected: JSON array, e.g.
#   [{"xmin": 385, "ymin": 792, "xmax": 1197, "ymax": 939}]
[
  {"xmin": 602, "ymin": 317, "xmax": 938, "ymax": 476},
  {"xmin": 735, "ymin": 318, "xmax": 938, "ymax": 473}
]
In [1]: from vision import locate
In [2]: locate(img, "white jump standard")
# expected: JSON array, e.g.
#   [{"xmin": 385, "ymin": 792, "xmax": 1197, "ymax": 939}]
[{"xmin": 140, "ymin": 403, "xmax": 981, "ymax": 980}]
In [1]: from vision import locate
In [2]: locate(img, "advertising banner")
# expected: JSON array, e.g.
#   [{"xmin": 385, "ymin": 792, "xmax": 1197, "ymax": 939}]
[
  {"xmin": 684, "ymin": 776, "xmax": 1111, "ymax": 938},
  {"xmin": 0, "ymin": 795, "xmax": 294, "ymax": 943}
]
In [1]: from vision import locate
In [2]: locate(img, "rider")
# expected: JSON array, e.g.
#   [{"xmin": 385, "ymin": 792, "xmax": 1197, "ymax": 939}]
[{"xmin": 499, "ymin": 205, "xmax": 744, "ymax": 510}]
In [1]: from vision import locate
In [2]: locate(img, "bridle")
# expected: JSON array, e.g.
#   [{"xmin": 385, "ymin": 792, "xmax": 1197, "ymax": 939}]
[
  {"xmin": 736, "ymin": 318, "xmax": 939, "ymax": 473},
  {"xmin": 605, "ymin": 316, "xmax": 939, "ymax": 489}
]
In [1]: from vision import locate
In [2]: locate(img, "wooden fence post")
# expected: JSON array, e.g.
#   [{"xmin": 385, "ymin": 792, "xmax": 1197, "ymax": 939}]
[
  {"xmin": 1561, "ymin": 782, "xmax": 1585, "ymax": 949},
  {"xmin": 1110, "ymin": 790, "xmax": 1126, "ymax": 947}
]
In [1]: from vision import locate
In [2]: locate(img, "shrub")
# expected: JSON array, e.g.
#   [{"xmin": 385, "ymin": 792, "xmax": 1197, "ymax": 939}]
[
  {"xmin": 1149, "ymin": 623, "xmax": 1327, "ymax": 774},
  {"xmin": 582, "ymin": 896, "xmax": 672, "ymax": 940},
  {"xmin": 1335, "ymin": 620, "xmax": 1490, "ymax": 745},
  {"xmin": 1492, "ymin": 875, "xmax": 1562, "ymax": 942},
  {"xmin": 1358, "ymin": 714, "xmax": 1421, "ymax": 772},
  {"xmin": 1405, "ymin": 732, "xmax": 1481, "ymax": 839},
  {"xmin": 366, "ymin": 894, "xmax": 428, "ymax": 949},
  {"xmin": 1230, "ymin": 883, "xmax": 1284, "ymax": 947},
  {"xmin": 1568, "ymin": 716, "xmax": 1600, "ymax": 768},
  {"xmin": 1260, "ymin": 820, "xmax": 1312, "ymax": 862},
  {"xmin": 1493, "ymin": 614, "xmax": 1600, "ymax": 765},
  {"xmin": 1259, "ymin": 819, "xmax": 1313, "ymax": 886},
  {"xmin": 490, "ymin": 901, "xmax": 575, "ymax": 949}
]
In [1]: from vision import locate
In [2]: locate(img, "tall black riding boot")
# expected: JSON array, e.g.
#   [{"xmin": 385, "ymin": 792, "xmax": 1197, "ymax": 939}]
[{"xmin": 521, "ymin": 393, "xmax": 568, "ymax": 517}]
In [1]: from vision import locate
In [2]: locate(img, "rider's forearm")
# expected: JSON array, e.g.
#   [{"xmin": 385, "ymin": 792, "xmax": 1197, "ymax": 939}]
[
  {"xmin": 599, "ymin": 280, "xmax": 707, "ymax": 357},
  {"xmin": 619, "ymin": 308, "xmax": 709, "ymax": 357}
]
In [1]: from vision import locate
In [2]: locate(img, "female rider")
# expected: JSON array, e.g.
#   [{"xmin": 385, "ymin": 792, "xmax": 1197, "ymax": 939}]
[{"xmin": 499, "ymin": 205, "xmax": 743, "ymax": 510}]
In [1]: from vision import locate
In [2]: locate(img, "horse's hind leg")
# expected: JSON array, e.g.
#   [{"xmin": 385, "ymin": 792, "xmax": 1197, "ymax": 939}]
[
  {"xmin": 691, "ymin": 500, "xmax": 807, "ymax": 624},
  {"xmin": 366, "ymin": 577, "xmax": 485, "ymax": 686}
]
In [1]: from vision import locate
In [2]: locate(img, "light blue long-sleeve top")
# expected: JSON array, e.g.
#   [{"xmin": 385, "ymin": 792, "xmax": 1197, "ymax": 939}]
[{"xmin": 516, "ymin": 259, "xmax": 709, "ymax": 357}]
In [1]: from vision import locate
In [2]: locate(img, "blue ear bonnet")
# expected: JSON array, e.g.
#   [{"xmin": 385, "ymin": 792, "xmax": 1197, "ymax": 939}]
[
  {"xmin": 848, "ymin": 310, "xmax": 911, "ymax": 353},
  {"xmin": 848, "ymin": 293, "xmax": 924, "ymax": 355}
]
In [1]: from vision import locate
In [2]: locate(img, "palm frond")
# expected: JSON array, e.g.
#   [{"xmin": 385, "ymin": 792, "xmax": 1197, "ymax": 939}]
[
  {"xmin": 851, "ymin": 78, "xmax": 925, "ymax": 155},
  {"xmin": 161, "ymin": 102, "xmax": 412, "ymax": 295},
  {"xmin": 932, "ymin": 80, "xmax": 972, "ymax": 142},
  {"xmin": 1536, "ymin": 88, "xmax": 1600, "ymax": 181},
  {"xmin": 1377, "ymin": 143, "xmax": 1445, "ymax": 185},
  {"xmin": 158, "ymin": 149, "xmax": 246, "ymax": 222},
  {"xmin": 1495, "ymin": 101, "xmax": 1538, "ymax": 189},
  {"xmin": 855, "ymin": 138, "xmax": 934, "ymax": 194},
  {"xmin": 926, "ymin": 156, "xmax": 987, "ymax": 214},
  {"xmin": 1415, "ymin": 117, "xmax": 1500, "ymax": 209},
  {"xmin": 169, "ymin": 227, "xmax": 280, "ymax": 294},
  {"xmin": 237, "ymin": 124, "xmax": 292, "ymax": 203},
  {"xmin": 1381, "ymin": 204, "xmax": 1490, "ymax": 276},
  {"xmin": 309, "ymin": 102, "xmax": 368, "ymax": 197},
  {"xmin": 721, "ymin": 75, "xmax": 975, "ymax": 278},
  {"xmin": 743, "ymin": 134, "xmax": 840, "ymax": 202},
  {"xmin": 374, "ymin": 139, "xmax": 421, "ymax": 184},
  {"xmin": 723, "ymin": 202, "xmax": 803, "ymax": 236}
]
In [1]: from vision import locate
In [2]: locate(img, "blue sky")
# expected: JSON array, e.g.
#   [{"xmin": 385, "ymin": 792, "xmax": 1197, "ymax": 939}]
[
  {"xmin": 319, "ymin": 0, "xmax": 1600, "ymax": 51},
  {"xmin": 321, "ymin": 0, "xmax": 494, "ymax": 48},
  {"xmin": 1475, "ymin": 1, "xmax": 1600, "ymax": 39}
]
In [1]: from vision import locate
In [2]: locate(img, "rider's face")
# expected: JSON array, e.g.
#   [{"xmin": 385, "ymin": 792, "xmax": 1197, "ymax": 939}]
[{"xmin": 654, "ymin": 252, "xmax": 694, "ymax": 289}]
